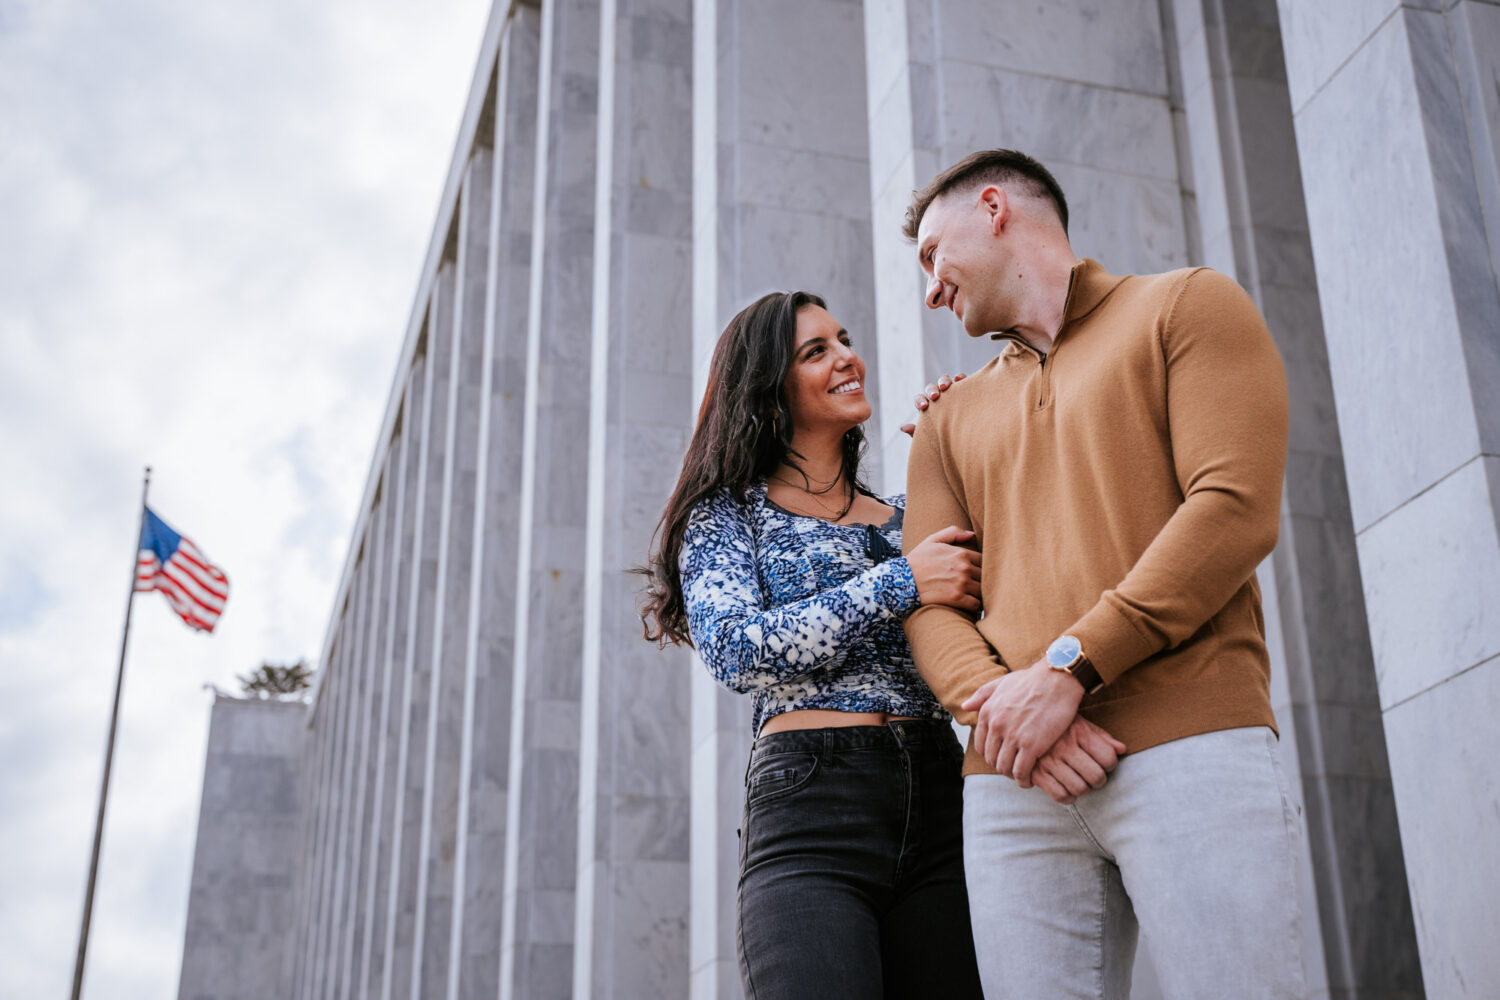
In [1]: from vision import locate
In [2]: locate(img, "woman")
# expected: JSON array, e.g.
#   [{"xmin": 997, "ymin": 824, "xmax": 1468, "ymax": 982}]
[{"xmin": 640, "ymin": 291, "xmax": 985, "ymax": 998}]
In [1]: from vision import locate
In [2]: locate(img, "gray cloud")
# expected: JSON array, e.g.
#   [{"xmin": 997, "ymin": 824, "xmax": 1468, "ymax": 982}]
[{"xmin": 0, "ymin": 1, "xmax": 491, "ymax": 995}]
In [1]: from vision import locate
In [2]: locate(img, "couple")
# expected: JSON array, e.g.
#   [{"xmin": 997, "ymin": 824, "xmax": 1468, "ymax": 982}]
[{"xmin": 641, "ymin": 150, "xmax": 1304, "ymax": 999}]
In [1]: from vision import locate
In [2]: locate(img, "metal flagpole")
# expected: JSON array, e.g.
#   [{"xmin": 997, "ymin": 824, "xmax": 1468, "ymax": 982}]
[{"xmin": 70, "ymin": 465, "xmax": 151, "ymax": 1000}]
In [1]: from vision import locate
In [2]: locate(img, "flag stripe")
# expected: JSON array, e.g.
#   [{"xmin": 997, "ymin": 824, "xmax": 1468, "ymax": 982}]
[
  {"xmin": 162, "ymin": 556, "xmax": 228, "ymax": 608},
  {"xmin": 159, "ymin": 564, "xmax": 226, "ymax": 616},
  {"xmin": 155, "ymin": 575, "xmax": 218, "ymax": 630},
  {"xmin": 136, "ymin": 509, "xmax": 229, "ymax": 633},
  {"xmin": 175, "ymin": 542, "xmax": 229, "ymax": 589}
]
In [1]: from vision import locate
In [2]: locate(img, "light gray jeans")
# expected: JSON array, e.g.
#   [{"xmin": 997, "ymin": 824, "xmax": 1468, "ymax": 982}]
[{"xmin": 963, "ymin": 726, "xmax": 1306, "ymax": 999}]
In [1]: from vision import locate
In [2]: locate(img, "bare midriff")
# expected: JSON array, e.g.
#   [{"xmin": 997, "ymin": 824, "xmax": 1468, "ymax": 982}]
[{"xmin": 758, "ymin": 709, "xmax": 923, "ymax": 737}]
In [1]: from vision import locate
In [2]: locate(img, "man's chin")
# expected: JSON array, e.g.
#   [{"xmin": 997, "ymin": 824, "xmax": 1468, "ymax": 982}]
[{"xmin": 961, "ymin": 317, "xmax": 992, "ymax": 339}]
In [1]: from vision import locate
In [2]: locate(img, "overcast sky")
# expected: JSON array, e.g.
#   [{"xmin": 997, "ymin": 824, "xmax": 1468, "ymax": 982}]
[{"xmin": 0, "ymin": 0, "xmax": 491, "ymax": 994}]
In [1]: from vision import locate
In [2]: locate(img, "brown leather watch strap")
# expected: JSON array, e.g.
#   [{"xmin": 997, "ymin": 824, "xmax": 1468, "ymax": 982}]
[{"xmin": 1070, "ymin": 655, "xmax": 1105, "ymax": 695}]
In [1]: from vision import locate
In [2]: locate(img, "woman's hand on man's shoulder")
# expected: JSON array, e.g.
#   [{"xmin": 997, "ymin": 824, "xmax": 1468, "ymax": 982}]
[{"xmin": 899, "ymin": 372, "xmax": 965, "ymax": 436}]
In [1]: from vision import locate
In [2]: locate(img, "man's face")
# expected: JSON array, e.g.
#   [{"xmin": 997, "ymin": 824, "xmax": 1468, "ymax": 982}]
[{"xmin": 916, "ymin": 186, "xmax": 1013, "ymax": 337}]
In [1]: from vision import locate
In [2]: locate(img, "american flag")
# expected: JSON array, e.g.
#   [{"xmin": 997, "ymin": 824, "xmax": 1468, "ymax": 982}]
[{"xmin": 135, "ymin": 507, "xmax": 230, "ymax": 632}]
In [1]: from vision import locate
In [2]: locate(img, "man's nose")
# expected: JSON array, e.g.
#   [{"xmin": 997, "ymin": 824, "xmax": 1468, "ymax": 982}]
[{"xmin": 925, "ymin": 274, "xmax": 943, "ymax": 310}]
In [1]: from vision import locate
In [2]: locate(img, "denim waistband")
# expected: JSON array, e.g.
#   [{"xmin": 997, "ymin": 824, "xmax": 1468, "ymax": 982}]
[{"xmin": 749, "ymin": 718, "xmax": 956, "ymax": 765}]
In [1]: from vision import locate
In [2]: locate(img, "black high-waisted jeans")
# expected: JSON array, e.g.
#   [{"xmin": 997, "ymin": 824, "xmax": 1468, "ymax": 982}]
[{"xmin": 736, "ymin": 719, "xmax": 984, "ymax": 999}]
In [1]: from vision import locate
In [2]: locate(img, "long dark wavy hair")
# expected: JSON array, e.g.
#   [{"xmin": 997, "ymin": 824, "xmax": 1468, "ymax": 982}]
[{"xmin": 639, "ymin": 290, "xmax": 869, "ymax": 647}]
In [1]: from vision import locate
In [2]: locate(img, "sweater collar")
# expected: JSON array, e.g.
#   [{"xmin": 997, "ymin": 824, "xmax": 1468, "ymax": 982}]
[
  {"xmin": 989, "ymin": 257, "xmax": 1125, "ymax": 352},
  {"xmin": 1061, "ymin": 258, "xmax": 1125, "ymax": 325}
]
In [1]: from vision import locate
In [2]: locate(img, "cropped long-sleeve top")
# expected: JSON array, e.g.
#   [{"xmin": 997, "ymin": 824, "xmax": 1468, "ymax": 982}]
[{"xmin": 680, "ymin": 481, "xmax": 949, "ymax": 735}]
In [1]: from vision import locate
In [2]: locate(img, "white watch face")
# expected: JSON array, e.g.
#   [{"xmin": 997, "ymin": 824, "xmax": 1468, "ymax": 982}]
[{"xmin": 1047, "ymin": 635, "xmax": 1082, "ymax": 668}]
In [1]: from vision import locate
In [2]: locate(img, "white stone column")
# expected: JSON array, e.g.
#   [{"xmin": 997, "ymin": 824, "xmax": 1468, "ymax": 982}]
[
  {"xmin": 573, "ymin": 0, "xmax": 695, "ymax": 995},
  {"xmin": 362, "ymin": 362, "xmax": 424, "ymax": 1000},
  {"xmin": 410, "ymin": 146, "xmax": 495, "ymax": 1000},
  {"xmin": 383, "ymin": 282, "xmax": 451, "ymax": 1000},
  {"xmin": 309, "ymin": 620, "xmax": 356, "ymax": 999},
  {"xmin": 289, "ymin": 650, "xmax": 335, "ymax": 999},
  {"xmin": 1169, "ymin": 2, "xmax": 1424, "ymax": 996},
  {"xmin": 339, "ymin": 457, "xmax": 393, "ymax": 997},
  {"xmin": 691, "ymin": 1, "xmax": 880, "ymax": 995},
  {"xmin": 329, "ymin": 537, "xmax": 376, "ymax": 1000},
  {"xmin": 1279, "ymin": 2, "xmax": 1500, "ymax": 995},
  {"xmin": 498, "ymin": 0, "xmax": 602, "ymax": 994},
  {"xmin": 861, "ymin": 4, "xmax": 1196, "ymax": 995},
  {"xmin": 447, "ymin": 10, "xmax": 542, "ymax": 999},
  {"xmin": 358, "ymin": 423, "xmax": 412, "ymax": 1000}
]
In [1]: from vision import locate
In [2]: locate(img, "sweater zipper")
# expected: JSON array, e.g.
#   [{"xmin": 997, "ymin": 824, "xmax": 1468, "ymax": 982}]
[
  {"xmin": 993, "ymin": 331, "xmax": 1052, "ymax": 408},
  {"xmin": 1014, "ymin": 338, "xmax": 1049, "ymax": 408}
]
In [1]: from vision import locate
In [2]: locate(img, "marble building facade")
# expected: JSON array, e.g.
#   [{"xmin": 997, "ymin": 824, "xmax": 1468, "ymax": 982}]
[{"xmin": 176, "ymin": 0, "xmax": 1500, "ymax": 997}]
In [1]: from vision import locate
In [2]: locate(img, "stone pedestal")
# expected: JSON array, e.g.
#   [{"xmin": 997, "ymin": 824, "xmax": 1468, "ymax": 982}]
[{"xmin": 177, "ymin": 697, "xmax": 306, "ymax": 1000}]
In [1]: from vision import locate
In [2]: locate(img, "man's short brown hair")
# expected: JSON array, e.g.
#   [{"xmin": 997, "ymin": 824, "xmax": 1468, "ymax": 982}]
[{"xmin": 902, "ymin": 149, "xmax": 1069, "ymax": 241}]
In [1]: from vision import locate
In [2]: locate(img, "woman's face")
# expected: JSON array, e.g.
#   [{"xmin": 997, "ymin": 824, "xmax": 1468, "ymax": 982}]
[{"xmin": 783, "ymin": 305, "xmax": 870, "ymax": 436}]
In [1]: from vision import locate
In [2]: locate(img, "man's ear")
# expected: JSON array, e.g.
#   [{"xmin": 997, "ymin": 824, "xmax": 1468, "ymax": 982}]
[{"xmin": 978, "ymin": 184, "xmax": 1009, "ymax": 235}]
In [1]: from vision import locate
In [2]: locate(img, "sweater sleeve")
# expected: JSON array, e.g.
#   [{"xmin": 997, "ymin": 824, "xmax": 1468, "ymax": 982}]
[
  {"xmin": 901, "ymin": 416, "xmax": 1008, "ymax": 727},
  {"xmin": 681, "ymin": 490, "xmax": 920, "ymax": 693},
  {"xmin": 1066, "ymin": 268, "xmax": 1289, "ymax": 684}
]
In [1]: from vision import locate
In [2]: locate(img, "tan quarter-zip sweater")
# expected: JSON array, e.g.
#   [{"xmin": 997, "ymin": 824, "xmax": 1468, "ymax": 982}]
[{"xmin": 902, "ymin": 259, "xmax": 1289, "ymax": 775}]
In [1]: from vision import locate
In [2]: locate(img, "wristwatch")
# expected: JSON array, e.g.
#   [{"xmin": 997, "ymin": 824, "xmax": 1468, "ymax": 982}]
[{"xmin": 1045, "ymin": 635, "xmax": 1104, "ymax": 695}]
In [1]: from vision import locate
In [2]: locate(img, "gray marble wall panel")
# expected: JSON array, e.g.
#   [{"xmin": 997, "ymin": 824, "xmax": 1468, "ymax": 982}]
[
  {"xmin": 1282, "ymin": 1, "xmax": 1500, "ymax": 993},
  {"xmin": 575, "ymin": 0, "xmax": 694, "ymax": 994},
  {"xmin": 330, "ymin": 534, "xmax": 375, "ymax": 1000},
  {"xmin": 309, "ymin": 618, "xmax": 353, "ymax": 999},
  {"xmin": 1380, "ymin": 589, "xmax": 1500, "ymax": 1000},
  {"xmin": 1170, "ymin": 2, "xmax": 1422, "ymax": 996},
  {"xmin": 303, "ymin": 629, "xmax": 347, "ymax": 999},
  {"xmin": 865, "ymin": 0, "xmax": 1190, "ymax": 488},
  {"xmin": 175, "ymin": 698, "xmax": 306, "ymax": 1000},
  {"xmin": 449, "ymin": 12, "xmax": 540, "ymax": 1000},
  {"xmin": 1449, "ymin": 2, "xmax": 1500, "ymax": 304},
  {"xmin": 327, "ymin": 586, "xmax": 366, "ymax": 1000},
  {"xmin": 865, "ymin": 0, "xmax": 945, "ymax": 485},
  {"xmin": 385, "ymin": 282, "xmax": 452, "ymax": 1000},
  {"xmin": 359, "ymin": 419, "xmax": 412, "ymax": 1000},
  {"xmin": 717, "ymin": 0, "xmax": 880, "ymax": 451},
  {"xmin": 688, "ymin": 1, "xmax": 737, "ymax": 992},
  {"xmin": 499, "ymin": 0, "xmax": 601, "ymax": 994},
  {"xmin": 925, "ymin": 0, "xmax": 1186, "ymax": 282},
  {"xmin": 341, "ymin": 459, "xmax": 392, "ymax": 998},
  {"xmin": 690, "ymin": 0, "xmax": 881, "ymax": 993},
  {"xmin": 411, "ymin": 150, "xmax": 493, "ymax": 1000},
  {"xmin": 371, "ymin": 362, "xmax": 427, "ymax": 1000},
  {"xmin": 286, "ymin": 650, "xmax": 332, "ymax": 997},
  {"xmin": 1286, "ymin": 5, "xmax": 1495, "ymax": 531}
]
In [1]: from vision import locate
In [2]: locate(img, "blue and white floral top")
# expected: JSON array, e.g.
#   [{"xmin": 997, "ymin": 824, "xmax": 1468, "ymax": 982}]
[{"xmin": 680, "ymin": 481, "xmax": 949, "ymax": 735}]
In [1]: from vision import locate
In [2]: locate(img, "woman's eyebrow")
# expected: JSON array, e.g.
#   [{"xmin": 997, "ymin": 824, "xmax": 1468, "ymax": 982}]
[{"xmin": 799, "ymin": 329, "xmax": 850, "ymax": 355}]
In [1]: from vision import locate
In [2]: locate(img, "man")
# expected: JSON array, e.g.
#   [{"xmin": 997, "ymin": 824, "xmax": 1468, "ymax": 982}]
[{"xmin": 900, "ymin": 149, "xmax": 1304, "ymax": 998}]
